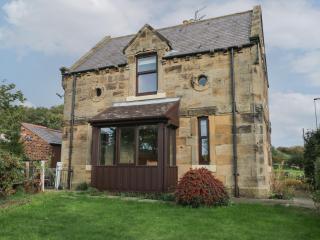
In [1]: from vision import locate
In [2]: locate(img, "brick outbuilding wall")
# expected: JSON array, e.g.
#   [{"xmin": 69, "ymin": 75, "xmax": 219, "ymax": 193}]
[
  {"xmin": 21, "ymin": 125, "xmax": 52, "ymax": 161},
  {"xmin": 21, "ymin": 124, "xmax": 62, "ymax": 168}
]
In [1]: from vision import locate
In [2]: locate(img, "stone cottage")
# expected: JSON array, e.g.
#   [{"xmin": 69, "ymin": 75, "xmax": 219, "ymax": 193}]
[
  {"xmin": 60, "ymin": 6, "xmax": 271, "ymax": 197},
  {"xmin": 21, "ymin": 123, "xmax": 62, "ymax": 168}
]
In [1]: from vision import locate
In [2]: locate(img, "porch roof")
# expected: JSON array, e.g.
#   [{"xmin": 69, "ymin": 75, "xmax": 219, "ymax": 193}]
[{"xmin": 89, "ymin": 98, "xmax": 180, "ymax": 127}]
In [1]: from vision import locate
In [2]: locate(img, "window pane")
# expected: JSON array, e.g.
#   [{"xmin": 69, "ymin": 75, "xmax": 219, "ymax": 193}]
[
  {"xmin": 138, "ymin": 125, "xmax": 158, "ymax": 166},
  {"xmin": 100, "ymin": 127, "xmax": 115, "ymax": 165},
  {"xmin": 138, "ymin": 73, "xmax": 157, "ymax": 93},
  {"xmin": 200, "ymin": 119, "xmax": 208, "ymax": 137},
  {"xmin": 119, "ymin": 127, "xmax": 135, "ymax": 164},
  {"xmin": 201, "ymin": 138, "xmax": 209, "ymax": 163},
  {"xmin": 138, "ymin": 55, "xmax": 156, "ymax": 72},
  {"xmin": 169, "ymin": 129, "xmax": 175, "ymax": 166}
]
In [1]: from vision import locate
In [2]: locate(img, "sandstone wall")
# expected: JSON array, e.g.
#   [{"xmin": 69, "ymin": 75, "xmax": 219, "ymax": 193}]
[{"xmin": 61, "ymin": 10, "xmax": 271, "ymax": 197}]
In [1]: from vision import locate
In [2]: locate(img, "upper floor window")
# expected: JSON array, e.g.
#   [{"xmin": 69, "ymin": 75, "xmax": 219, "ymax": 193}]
[{"xmin": 136, "ymin": 54, "xmax": 157, "ymax": 95}]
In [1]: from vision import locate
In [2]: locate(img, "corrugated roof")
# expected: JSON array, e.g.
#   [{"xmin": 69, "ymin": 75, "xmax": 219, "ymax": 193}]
[
  {"xmin": 70, "ymin": 10, "xmax": 253, "ymax": 73},
  {"xmin": 22, "ymin": 123, "xmax": 62, "ymax": 145}
]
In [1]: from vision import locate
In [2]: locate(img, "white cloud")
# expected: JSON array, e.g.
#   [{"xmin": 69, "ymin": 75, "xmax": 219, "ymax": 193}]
[
  {"xmin": 262, "ymin": 0, "xmax": 320, "ymax": 50},
  {"xmin": 0, "ymin": 0, "xmax": 152, "ymax": 55},
  {"xmin": 270, "ymin": 92, "xmax": 318, "ymax": 146},
  {"xmin": 291, "ymin": 50, "xmax": 320, "ymax": 86},
  {"xmin": 1, "ymin": 0, "xmax": 320, "ymax": 56}
]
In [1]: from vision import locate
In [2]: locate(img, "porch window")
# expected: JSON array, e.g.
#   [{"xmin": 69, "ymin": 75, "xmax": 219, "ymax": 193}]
[
  {"xmin": 119, "ymin": 127, "xmax": 135, "ymax": 164},
  {"xmin": 198, "ymin": 117, "xmax": 210, "ymax": 164},
  {"xmin": 97, "ymin": 125, "xmax": 162, "ymax": 166},
  {"xmin": 138, "ymin": 125, "xmax": 158, "ymax": 166},
  {"xmin": 99, "ymin": 127, "xmax": 116, "ymax": 165},
  {"xmin": 136, "ymin": 54, "xmax": 157, "ymax": 95}
]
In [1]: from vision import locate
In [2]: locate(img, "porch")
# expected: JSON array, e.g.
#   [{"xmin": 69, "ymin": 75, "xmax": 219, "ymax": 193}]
[{"xmin": 89, "ymin": 98, "xmax": 180, "ymax": 192}]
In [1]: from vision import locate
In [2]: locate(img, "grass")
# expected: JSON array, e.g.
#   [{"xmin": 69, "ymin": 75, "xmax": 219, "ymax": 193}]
[
  {"xmin": 0, "ymin": 192, "xmax": 320, "ymax": 240},
  {"xmin": 273, "ymin": 166, "xmax": 305, "ymax": 179}
]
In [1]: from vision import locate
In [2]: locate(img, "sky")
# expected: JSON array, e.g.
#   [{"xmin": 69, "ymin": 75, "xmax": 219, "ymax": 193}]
[{"xmin": 0, "ymin": 0, "xmax": 320, "ymax": 147}]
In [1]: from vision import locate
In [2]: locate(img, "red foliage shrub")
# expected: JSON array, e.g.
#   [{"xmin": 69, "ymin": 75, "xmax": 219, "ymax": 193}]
[{"xmin": 175, "ymin": 168, "xmax": 229, "ymax": 207}]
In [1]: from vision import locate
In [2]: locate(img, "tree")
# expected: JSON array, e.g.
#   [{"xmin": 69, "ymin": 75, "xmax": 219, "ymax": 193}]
[
  {"xmin": 272, "ymin": 146, "xmax": 304, "ymax": 169},
  {"xmin": 304, "ymin": 129, "xmax": 320, "ymax": 186},
  {"xmin": 22, "ymin": 105, "xmax": 63, "ymax": 130},
  {"xmin": 0, "ymin": 81, "xmax": 25, "ymax": 155}
]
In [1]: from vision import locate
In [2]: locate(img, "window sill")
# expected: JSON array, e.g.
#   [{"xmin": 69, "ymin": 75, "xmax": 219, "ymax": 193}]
[
  {"xmin": 126, "ymin": 92, "xmax": 166, "ymax": 102},
  {"xmin": 192, "ymin": 164, "xmax": 216, "ymax": 172}
]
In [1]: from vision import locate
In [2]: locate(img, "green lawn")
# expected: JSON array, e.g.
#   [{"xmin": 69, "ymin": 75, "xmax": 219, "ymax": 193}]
[
  {"xmin": 0, "ymin": 192, "xmax": 319, "ymax": 240},
  {"xmin": 273, "ymin": 166, "xmax": 305, "ymax": 178}
]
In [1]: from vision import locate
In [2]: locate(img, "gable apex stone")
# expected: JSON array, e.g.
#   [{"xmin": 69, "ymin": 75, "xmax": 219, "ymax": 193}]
[{"xmin": 123, "ymin": 24, "xmax": 172, "ymax": 55}]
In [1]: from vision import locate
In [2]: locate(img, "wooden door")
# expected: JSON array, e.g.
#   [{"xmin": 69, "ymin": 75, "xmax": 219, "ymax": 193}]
[{"xmin": 51, "ymin": 144, "xmax": 61, "ymax": 168}]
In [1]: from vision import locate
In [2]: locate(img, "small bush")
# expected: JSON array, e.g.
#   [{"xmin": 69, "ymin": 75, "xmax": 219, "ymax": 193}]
[
  {"xmin": 312, "ymin": 190, "xmax": 320, "ymax": 212},
  {"xmin": 314, "ymin": 158, "xmax": 320, "ymax": 190},
  {"xmin": 24, "ymin": 178, "xmax": 41, "ymax": 194},
  {"xmin": 0, "ymin": 150, "xmax": 24, "ymax": 198},
  {"xmin": 76, "ymin": 182, "xmax": 89, "ymax": 191},
  {"xmin": 284, "ymin": 179, "xmax": 303, "ymax": 189},
  {"xmin": 271, "ymin": 167, "xmax": 297, "ymax": 199},
  {"xmin": 271, "ymin": 177, "xmax": 295, "ymax": 200},
  {"xmin": 24, "ymin": 161, "xmax": 42, "ymax": 194},
  {"xmin": 175, "ymin": 168, "xmax": 229, "ymax": 208},
  {"xmin": 159, "ymin": 193, "xmax": 175, "ymax": 202},
  {"xmin": 284, "ymin": 178, "xmax": 311, "ymax": 192},
  {"xmin": 87, "ymin": 187, "xmax": 101, "ymax": 196}
]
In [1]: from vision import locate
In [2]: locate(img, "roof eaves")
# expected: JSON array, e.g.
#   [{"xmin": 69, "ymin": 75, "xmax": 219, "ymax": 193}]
[{"xmin": 21, "ymin": 123, "xmax": 62, "ymax": 144}]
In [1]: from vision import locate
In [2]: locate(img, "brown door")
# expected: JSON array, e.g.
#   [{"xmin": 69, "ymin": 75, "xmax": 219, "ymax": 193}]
[{"xmin": 51, "ymin": 144, "xmax": 61, "ymax": 168}]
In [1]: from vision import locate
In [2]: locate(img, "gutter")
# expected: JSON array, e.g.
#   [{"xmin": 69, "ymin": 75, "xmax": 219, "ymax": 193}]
[
  {"xmin": 230, "ymin": 48, "xmax": 240, "ymax": 197},
  {"xmin": 67, "ymin": 74, "xmax": 77, "ymax": 189}
]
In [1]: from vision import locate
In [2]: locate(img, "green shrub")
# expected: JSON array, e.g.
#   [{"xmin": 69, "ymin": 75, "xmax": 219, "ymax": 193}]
[
  {"xmin": 0, "ymin": 150, "xmax": 24, "ymax": 198},
  {"xmin": 24, "ymin": 161, "xmax": 42, "ymax": 194},
  {"xmin": 159, "ymin": 193, "xmax": 175, "ymax": 202},
  {"xmin": 303, "ymin": 129, "xmax": 320, "ymax": 186},
  {"xmin": 312, "ymin": 190, "xmax": 320, "ymax": 212},
  {"xmin": 283, "ymin": 178, "xmax": 310, "ymax": 191},
  {"xmin": 175, "ymin": 168, "xmax": 229, "ymax": 208},
  {"xmin": 76, "ymin": 182, "xmax": 89, "ymax": 191},
  {"xmin": 314, "ymin": 158, "xmax": 320, "ymax": 190},
  {"xmin": 87, "ymin": 187, "xmax": 101, "ymax": 196}
]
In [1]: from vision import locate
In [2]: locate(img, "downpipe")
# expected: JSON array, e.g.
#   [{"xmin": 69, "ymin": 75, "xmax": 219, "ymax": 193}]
[
  {"xmin": 67, "ymin": 74, "xmax": 76, "ymax": 189},
  {"xmin": 230, "ymin": 48, "xmax": 240, "ymax": 197}
]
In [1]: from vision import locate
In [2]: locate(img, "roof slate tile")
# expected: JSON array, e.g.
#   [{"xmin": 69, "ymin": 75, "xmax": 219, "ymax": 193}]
[{"xmin": 70, "ymin": 10, "xmax": 252, "ymax": 73}]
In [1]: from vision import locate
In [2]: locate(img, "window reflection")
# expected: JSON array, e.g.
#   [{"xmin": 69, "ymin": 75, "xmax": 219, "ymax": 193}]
[
  {"xmin": 119, "ymin": 127, "xmax": 135, "ymax": 164},
  {"xmin": 100, "ymin": 127, "xmax": 116, "ymax": 165},
  {"xmin": 138, "ymin": 125, "xmax": 158, "ymax": 166}
]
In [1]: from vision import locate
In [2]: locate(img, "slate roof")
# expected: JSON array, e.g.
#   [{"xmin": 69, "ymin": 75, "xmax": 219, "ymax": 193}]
[
  {"xmin": 70, "ymin": 10, "xmax": 253, "ymax": 73},
  {"xmin": 90, "ymin": 99, "xmax": 180, "ymax": 126},
  {"xmin": 22, "ymin": 123, "xmax": 62, "ymax": 145}
]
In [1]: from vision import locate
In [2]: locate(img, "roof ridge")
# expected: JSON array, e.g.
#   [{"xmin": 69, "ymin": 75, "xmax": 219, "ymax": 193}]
[
  {"xmin": 156, "ymin": 9, "xmax": 253, "ymax": 32},
  {"xmin": 106, "ymin": 9, "xmax": 253, "ymax": 40}
]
